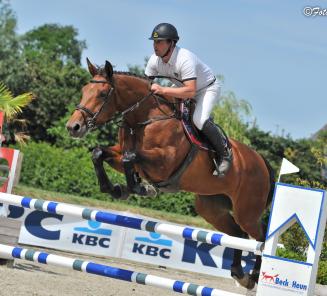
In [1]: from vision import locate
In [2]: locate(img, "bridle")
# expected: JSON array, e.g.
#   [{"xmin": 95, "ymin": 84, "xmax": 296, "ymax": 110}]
[
  {"xmin": 75, "ymin": 78, "xmax": 180, "ymax": 132},
  {"xmin": 75, "ymin": 79, "xmax": 115, "ymax": 130}
]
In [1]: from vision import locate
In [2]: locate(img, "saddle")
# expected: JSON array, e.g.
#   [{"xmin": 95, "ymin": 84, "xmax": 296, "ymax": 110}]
[{"xmin": 180, "ymin": 99, "xmax": 225, "ymax": 153}]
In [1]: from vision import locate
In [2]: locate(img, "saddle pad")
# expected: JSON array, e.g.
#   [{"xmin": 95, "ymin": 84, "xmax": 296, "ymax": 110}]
[{"xmin": 180, "ymin": 101, "xmax": 212, "ymax": 151}]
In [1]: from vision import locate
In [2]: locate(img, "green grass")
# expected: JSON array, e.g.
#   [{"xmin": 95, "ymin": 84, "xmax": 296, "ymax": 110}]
[{"xmin": 13, "ymin": 184, "xmax": 213, "ymax": 229}]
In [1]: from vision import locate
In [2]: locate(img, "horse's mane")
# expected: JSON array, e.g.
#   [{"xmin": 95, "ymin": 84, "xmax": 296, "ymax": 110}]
[{"xmin": 97, "ymin": 66, "xmax": 149, "ymax": 82}]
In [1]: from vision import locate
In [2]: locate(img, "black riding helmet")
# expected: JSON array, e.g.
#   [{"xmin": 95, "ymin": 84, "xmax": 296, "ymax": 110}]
[{"xmin": 149, "ymin": 23, "xmax": 179, "ymax": 42}]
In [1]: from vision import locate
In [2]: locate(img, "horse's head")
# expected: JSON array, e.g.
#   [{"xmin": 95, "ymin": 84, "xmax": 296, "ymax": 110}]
[{"xmin": 66, "ymin": 58, "xmax": 116, "ymax": 138}]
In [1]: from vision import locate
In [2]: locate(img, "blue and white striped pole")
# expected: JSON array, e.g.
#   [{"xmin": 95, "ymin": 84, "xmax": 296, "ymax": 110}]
[
  {"xmin": 0, "ymin": 193, "xmax": 263, "ymax": 254},
  {"xmin": 0, "ymin": 243, "xmax": 242, "ymax": 296}
]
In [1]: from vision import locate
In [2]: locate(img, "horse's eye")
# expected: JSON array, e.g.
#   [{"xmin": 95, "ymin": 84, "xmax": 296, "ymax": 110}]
[{"xmin": 99, "ymin": 91, "xmax": 107, "ymax": 98}]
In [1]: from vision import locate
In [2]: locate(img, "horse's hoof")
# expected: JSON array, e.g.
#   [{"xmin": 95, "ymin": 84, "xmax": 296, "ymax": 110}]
[
  {"xmin": 232, "ymin": 273, "xmax": 256, "ymax": 290},
  {"xmin": 112, "ymin": 184, "xmax": 130, "ymax": 200},
  {"xmin": 143, "ymin": 184, "xmax": 157, "ymax": 198}
]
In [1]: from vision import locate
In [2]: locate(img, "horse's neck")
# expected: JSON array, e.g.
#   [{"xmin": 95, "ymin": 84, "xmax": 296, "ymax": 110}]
[{"xmin": 115, "ymin": 75, "xmax": 166, "ymax": 125}]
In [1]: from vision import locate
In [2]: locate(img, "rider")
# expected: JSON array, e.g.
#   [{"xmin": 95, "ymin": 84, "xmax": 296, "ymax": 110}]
[{"xmin": 145, "ymin": 23, "xmax": 232, "ymax": 177}]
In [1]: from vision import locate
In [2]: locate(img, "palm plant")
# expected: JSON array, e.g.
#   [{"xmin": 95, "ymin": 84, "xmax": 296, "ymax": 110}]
[{"xmin": 0, "ymin": 81, "xmax": 33, "ymax": 144}]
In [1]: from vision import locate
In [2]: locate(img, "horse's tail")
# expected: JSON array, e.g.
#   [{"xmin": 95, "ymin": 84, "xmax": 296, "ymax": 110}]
[{"xmin": 261, "ymin": 155, "xmax": 276, "ymax": 208}]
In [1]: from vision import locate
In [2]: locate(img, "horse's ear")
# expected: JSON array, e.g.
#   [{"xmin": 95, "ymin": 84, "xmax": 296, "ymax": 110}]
[
  {"xmin": 86, "ymin": 57, "xmax": 98, "ymax": 76},
  {"xmin": 105, "ymin": 60, "xmax": 114, "ymax": 79}
]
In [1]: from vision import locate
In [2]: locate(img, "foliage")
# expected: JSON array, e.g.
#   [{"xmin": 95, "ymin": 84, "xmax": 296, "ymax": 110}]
[
  {"xmin": 16, "ymin": 56, "xmax": 90, "ymax": 142},
  {"xmin": 47, "ymin": 107, "xmax": 119, "ymax": 149},
  {"xmin": 18, "ymin": 141, "xmax": 197, "ymax": 215},
  {"xmin": 0, "ymin": 3, "xmax": 89, "ymax": 141},
  {"xmin": 0, "ymin": 0, "xmax": 21, "ymax": 91},
  {"xmin": 245, "ymin": 127, "xmax": 327, "ymax": 187},
  {"xmin": 128, "ymin": 191, "xmax": 196, "ymax": 216},
  {"xmin": 19, "ymin": 142, "xmax": 114, "ymax": 199},
  {"xmin": 0, "ymin": 81, "xmax": 33, "ymax": 118},
  {"xmin": 317, "ymin": 260, "xmax": 327, "ymax": 285},
  {"xmin": 20, "ymin": 23, "xmax": 86, "ymax": 65},
  {"xmin": 276, "ymin": 248, "xmax": 306, "ymax": 262},
  {"xmin": 311, "ymin": 129, "xmax": 327, "ymax": 179},
  {"xmin": 0, "ymin": 81, "xmax": 33, "ymax": 144},
  {"xmin": 212, "ymin": 90, "xmax": 252, "ymax": 144}
]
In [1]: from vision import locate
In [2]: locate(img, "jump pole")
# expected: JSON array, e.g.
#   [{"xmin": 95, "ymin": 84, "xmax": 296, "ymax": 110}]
[
  {"xmin": 0, "ymin": 243, "xmax": 242, "ymax": 296},
  {"xmin": 0, "ymin": 192, "xmax": 263, "ymax": 255}
]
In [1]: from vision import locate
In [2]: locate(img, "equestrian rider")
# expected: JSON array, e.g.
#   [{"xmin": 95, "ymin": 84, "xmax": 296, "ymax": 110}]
[{"xmin": 145, "ymin": 23, "xmax": 232, "ymax": 177}]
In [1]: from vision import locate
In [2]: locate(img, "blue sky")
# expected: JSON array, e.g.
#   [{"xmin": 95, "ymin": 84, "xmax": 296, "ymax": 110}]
[{"xmin": 10, "ymin": 0, "xmax": 327, "ymax": 139}]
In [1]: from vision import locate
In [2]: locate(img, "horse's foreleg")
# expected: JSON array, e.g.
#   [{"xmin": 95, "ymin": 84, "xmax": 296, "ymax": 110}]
[
  {"xmin": 92, "ymin": 145, "xmax": 129, "ymax": 199},
  {"xmin": 122, "ymin": 151, "xmax": 157, "ymax": 197}
]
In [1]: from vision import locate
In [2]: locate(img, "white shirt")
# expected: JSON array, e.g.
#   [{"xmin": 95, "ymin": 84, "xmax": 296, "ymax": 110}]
[{"xmin": 145, "ymin": 46, "xmax": 216, "ymax": 91}]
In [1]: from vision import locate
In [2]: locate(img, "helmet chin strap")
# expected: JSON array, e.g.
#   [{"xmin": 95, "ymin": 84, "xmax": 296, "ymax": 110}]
[{"xmin": 161, "ymin": 41, "xmax": 173, "ymax": 58}]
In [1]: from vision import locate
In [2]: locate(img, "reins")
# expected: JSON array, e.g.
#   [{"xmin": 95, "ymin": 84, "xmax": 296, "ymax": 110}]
[{"xmin": 75, "ymin": 77, "xmax": 181, "ymax": 132}]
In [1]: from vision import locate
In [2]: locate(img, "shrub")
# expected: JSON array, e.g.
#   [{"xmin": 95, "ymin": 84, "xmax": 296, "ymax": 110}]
[{"xmin": 18, "ymin": 141, "xmax": 197, "ymax": 215}]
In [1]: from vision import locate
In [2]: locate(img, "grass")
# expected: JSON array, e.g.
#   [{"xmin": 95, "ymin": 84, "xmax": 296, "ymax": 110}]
[{"xmin": 12, "ymin": 184, "xmax": 213, "ymax": 230}]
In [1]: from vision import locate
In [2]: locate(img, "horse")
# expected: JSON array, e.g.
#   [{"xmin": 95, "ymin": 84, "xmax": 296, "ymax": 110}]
[{"xmin": 66, "ymin": 58, "xmax": 275, "ymax": 290}]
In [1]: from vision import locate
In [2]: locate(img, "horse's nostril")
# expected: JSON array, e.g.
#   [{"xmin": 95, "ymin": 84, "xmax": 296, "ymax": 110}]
[{"xmin": 73, "ymin": 123, "xmax": 80, "ymax": 131}]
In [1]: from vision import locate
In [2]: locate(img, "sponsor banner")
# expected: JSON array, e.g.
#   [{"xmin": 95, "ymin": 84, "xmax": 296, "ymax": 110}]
[
  {"xmin": 7, "ymin": 203, "xmax": 255, "ymax": 278},
  {"xmin": 119, "ymin": 218, "xmax": 256, "ymax": 278},
  {"xmin": 257, "ymin": 255, "xmax": 312, "ymax": 295},
  {"xmin": 10, "ymin": 205, "xmax": 125, "ymax": 258}
]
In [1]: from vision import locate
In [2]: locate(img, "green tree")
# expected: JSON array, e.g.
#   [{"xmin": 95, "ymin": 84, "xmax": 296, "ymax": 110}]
[
  {"xmin": 17, "ymin": 56, "xmax": 90, "ymax": 141},
  {"xmin": 212, "ymin": 90, "xmax": 252, "ymax": 144},
  {"xmin": 246, "ymin": 126, "xmax": 327, "ymax": 186},
  {"xmin": 0, "ymin": 2, "xmax": 89, "ymax": 141},
  {"xmin": 20, "ymin": 24, "xmax": 86, "ymax": 65},
  {"xmin": 0, "ymin": 0, "xmax": 22, "ymax": 91}
]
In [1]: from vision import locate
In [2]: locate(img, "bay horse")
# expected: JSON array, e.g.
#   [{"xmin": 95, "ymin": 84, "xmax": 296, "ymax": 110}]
[{"xmin": 66, "ymin": 59, "xmax": 275, "ymax": 290}]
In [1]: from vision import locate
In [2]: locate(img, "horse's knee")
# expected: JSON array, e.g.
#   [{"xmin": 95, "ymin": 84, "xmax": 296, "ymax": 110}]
[{"xmin": 92, "ymin": 147, "xmax": 103, "ymax": 163}]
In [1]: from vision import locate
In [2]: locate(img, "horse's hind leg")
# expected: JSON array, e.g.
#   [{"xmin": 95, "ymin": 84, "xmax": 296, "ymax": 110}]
[
  {"xmin": 232, "ymin": 189, "xmax": 269, "ymax": 289},
  {"xmin": 195, "ymin": 194, "xmax": 245, "ymax": 237},
  {"xmin": 195, "ymin": 194, "xmax": 258, "ymax": 289}
]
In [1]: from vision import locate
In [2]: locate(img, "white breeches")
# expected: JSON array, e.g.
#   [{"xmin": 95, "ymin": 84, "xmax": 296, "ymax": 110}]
[{"xmin": 192, "ymin": 81, "xmax": 221, "ymax": 130}]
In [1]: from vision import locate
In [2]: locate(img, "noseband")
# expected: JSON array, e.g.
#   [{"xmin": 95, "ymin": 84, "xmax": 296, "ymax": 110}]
[{"xmin": 75, "ymin": 79, "xmax": 115, "ymax": 130}]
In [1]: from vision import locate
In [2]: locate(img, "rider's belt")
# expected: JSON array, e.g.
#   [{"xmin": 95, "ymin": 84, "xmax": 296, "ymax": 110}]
[
  {"xmin": 206, "ymin": 77, "xmax": 216, "ymax": 88},
  {"xmin": 197, "ymin": 77, "xmax": 217, "ymax": 93}
]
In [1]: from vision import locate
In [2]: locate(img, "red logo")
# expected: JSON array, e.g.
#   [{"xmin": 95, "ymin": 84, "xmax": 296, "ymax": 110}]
[{"xmin": 261, "ymin": 271, "xmax": 279, "ymax": 283}]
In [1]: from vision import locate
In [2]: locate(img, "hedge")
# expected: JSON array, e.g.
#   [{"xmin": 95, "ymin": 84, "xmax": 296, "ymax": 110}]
[{"xmin": 19, "ymin": 141, "xmax": 197, "ymax": 215}]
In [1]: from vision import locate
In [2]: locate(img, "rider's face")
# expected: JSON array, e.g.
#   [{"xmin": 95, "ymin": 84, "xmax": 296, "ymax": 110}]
[{"xmin": 153, "ymin": 40, "xmax": 170, "ymax": 57}]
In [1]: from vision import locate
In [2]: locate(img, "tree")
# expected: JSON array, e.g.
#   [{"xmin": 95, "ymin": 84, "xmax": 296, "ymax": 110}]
[
  {"xmin": 0, "ymin": 5, "xmax": 90, "ymax": 142},
  {"xmin": 20, "ymin": 24, "xmax": 86, "ymax": 65},
  {"xmin": 0, "ymin": 0, "xmax": 22, "ymax": 91},
  {"xmin": 212, "ymin": 90, "xmax": 252, "ymax": 145},
  {"xmin": 245, "ymin": 126, "xmax": 327, "ymax": 186},
  {"xmin": 17, "ymin": 56, "xmax": 90, "ymax": 141}
]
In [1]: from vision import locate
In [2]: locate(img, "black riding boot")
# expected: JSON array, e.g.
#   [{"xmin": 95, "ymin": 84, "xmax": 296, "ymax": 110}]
[{"xmin": 201, "ymin": 118, "xmax": 233, "ymax": 177}]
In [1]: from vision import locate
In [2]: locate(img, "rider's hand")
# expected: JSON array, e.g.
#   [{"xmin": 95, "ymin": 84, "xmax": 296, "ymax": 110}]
[{"xmin": 151, "ymin": 83, "xmax": 164, "ymax": 95}]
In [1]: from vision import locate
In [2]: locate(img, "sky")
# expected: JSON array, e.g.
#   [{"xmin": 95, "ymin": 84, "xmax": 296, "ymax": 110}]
[{"xmin": 9, "ymin": 0, "xmax": 327, "ymax": 139}]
